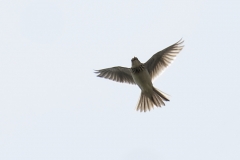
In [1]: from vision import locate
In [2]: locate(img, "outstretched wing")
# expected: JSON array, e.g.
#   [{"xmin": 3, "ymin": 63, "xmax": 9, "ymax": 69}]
[
  {"xmin": 144, "ymin": 39, "xmax": 184, "ymax": 80},
  {"xmin": 95, "ymin": 66, "xmax": 135, "ymax": 84}
]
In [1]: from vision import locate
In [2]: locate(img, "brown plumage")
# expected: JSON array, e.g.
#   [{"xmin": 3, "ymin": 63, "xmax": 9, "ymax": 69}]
[{"xmin": 95, "ymin": 39, "xmax": 184, "ymax": 112}]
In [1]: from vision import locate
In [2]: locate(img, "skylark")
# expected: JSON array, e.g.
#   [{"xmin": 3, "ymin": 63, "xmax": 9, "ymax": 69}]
[{"xmin": 95, "ymin": 39, "xmax": 184, "ymax": 112}]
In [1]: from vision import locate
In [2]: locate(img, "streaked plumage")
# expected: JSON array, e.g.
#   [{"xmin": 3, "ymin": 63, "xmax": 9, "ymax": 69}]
[{"xmin": 95, "ymin": 39, "xmax": 184, "ymax": 112}]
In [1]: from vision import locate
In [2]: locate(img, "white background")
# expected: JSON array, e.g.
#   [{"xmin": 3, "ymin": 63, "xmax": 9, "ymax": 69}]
[{"xmin": 0, "ymin": 0, "xmax": 239, "ymax": 159}]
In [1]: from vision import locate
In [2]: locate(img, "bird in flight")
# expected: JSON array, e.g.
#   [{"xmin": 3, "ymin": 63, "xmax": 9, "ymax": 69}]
[{"xmin": 95, "ymin": 39, "xmax": 184, "ymax": 112}]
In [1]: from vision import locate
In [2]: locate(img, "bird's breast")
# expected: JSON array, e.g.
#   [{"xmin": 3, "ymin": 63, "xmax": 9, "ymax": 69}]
[{"xmin": 131, "ymin": 65, "xmax": 153, "ymax": 93}]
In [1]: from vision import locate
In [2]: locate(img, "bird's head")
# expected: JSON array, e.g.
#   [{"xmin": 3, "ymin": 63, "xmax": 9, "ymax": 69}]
[{"xmin": 131, "ymin": 57, "xmax": 141, "ymax": 67}]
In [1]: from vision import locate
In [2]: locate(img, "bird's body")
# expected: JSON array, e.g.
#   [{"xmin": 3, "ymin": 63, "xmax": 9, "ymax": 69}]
[
  {"xmin": 130, "ymin": 58, "xmax": 170, "ymax": 111},
  {"xmin": 95, "ymin": 39, "xmax": 184, "ymax": 112},
  {"xmin": 131, "ymin": 63, "xmax": 153, "ymax": 98}
]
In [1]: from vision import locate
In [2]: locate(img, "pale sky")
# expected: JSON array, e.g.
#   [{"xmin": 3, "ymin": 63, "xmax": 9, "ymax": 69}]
[{"xmin": 0, "ymin": 0, "xmax": 240, "ymax": 160}]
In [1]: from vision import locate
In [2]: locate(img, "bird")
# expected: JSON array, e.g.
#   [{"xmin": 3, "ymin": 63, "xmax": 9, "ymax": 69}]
[{"xmin": 95, "ymin": 39, "xmax": 184, "ymax": 112}]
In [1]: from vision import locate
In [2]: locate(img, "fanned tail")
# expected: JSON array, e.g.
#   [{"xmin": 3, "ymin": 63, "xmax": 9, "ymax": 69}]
[{"xmin": 136, "ymin": 87, "xmax": 170, "ymax": 112}]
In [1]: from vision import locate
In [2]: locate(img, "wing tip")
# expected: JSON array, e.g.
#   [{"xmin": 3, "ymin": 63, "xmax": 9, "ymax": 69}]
[{"xmin": 176, "ymin": 38, "xmax": 184, "ymax": 45}]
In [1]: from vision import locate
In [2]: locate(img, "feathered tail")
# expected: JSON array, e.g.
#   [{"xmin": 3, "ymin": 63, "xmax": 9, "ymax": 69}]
[{"xmin": 136, "ymin": 87, "xmax": 170, "ymax": 112}]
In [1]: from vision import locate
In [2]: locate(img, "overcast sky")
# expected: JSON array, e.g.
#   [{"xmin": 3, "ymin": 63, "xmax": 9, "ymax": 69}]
[{"xmin": 0, "ymin": 0, "xmax": 240, "ymax": 160}]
